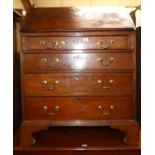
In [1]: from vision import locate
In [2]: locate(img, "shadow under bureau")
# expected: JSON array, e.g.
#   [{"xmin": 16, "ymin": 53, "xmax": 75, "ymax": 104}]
[{"xmin": 19, "ymin": 7, "xmax": 140, "ymax": 148}]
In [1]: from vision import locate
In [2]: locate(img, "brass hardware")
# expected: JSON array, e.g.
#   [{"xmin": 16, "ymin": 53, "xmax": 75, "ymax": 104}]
[
  {"xmin": 54, "ymin": 58, "xmax": 60, "ymax": 63},
  {"xmin": 97, "ymin": 79, "xmax": 102, "ymax": 84},
  {"xmin": 74, "ymin": 75, "xmax": 82, "ymax": 80},
  {"xmin": 98, "ymin": 105, "xmax": 103, "ymax": 110},
  {"xmin": 111, "ymin": 40, "xmax": 115, "ymax": 45},
  {"xmin": 42, "ymin": 105, "xmax": 60, "ymax": 115},
  {"xmin": 98, "ymin": 105, "xmax": 115, "ymax": 115},
  {"xmin": 97, "ymin": 40, "xmax": 115, "ymax": 49},
  {"xmin": 97, "ymin": 40, "xmax": 114, "ymax": 45},
  {"xmin": 48, "ymin": 80, "xmax": 59, "ymax": 90},
  {"xmin": 42, "ymin": 105, "xmax": 48, "ymax": 112},
  {"xmin": 81, "ymin": 144, "xmax": 88, "ymax": 148},
  {"xmin": 53, "ymin": 40, "xmax": 59, "ymax": 46},
  {"xmin": 97, "ymin": 79, "xmax": 114, "ymax": 89},
  {"xmin": 40, "ymin": 40, "xmax": 46, "ymax": 47},
  {"xmin": 54, "ymin": 80, "xmax": 60, "ymax": 84},
  {"xmin": 42, "ymin": 80, "xmax": 48, "ymax": 85},
  {"xmin": 97, "ymin": 57, "xmax": 115, "ymax": 66},
  {"xmin": 53, "ymin": 40, "xmax": 66, "ymax": 46},
  {"xmin": 49, "ymin": 80, "xmax": 59, "ymax": 90},
  {"xmin": 41, "ymin": 58, "xmax": 60, "ymax": 65},
  {"xmin": 97, "ymin": 40, "xmax": 102, "ymax": 45},
  {"xmin": 42, "ymin": 80, "xmax": 59, "ymax": 90},
  {"xmin": 61, "ymin": 40, "xmax": 66, "ymax": 45},
  {"xmin": 41, "ymin": 58, "xmax": 48, "ymax": 64},
  {"xmin": 110, "ymin": 105, "xmax": 115, "ymax": 110},
  {"xmin": 40, "ymin": 40, "xmax": 57, "ymax": 48},
  {"xmin": 40, "ymin": 39, "xmax": 66, "ymax": 49}
]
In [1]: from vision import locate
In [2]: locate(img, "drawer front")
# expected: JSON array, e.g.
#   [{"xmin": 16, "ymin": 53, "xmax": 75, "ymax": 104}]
[
  {"xmin": 24, "ymin": 73, "xmax": 133, "ymax": 96},
  {"xmin": 24, "ymin": 53, "xmax": 133, "ymax": 71},
  {"xmin": 27, "ymin": 36, "xmax": 130, "ymax": 50},
  {"xmin": 25, "ymin": 97, "xmax": 133, "ymax": 120}
]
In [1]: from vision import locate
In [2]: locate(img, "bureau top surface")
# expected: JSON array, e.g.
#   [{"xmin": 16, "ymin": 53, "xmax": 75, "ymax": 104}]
[{"xmin": 21, "ymin": 7, "xmax": 135, "ymax": 32}]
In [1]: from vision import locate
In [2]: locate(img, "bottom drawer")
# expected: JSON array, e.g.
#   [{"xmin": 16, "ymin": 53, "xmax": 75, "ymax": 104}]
[{"xmin": 25, "ymin": 97, "xmax": 133, "ymax": 120}]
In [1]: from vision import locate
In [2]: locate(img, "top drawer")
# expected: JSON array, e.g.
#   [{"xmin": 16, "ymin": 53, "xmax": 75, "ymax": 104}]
[{"xmin": 25, "ymin": 36, "xmax": 130, "ymax": 50}]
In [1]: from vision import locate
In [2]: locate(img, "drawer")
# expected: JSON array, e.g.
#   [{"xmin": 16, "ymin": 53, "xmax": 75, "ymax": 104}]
[
  {"xmin": 26, "ymin": 36, "xmax": 130, "ymax": 50},
  {"xmin": 24, "ymin": 53, "xmax": 133, "ymax": 71},
  {"xmin": 24, "ymin": 73, "xmax": 133, "ymax": 96},
  {"xmin": 25, "ymin": 97, "xmax": 133, "ymax": 120}
]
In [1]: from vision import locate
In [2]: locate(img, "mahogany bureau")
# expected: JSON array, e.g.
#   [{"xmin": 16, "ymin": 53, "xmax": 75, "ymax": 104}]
[{"xmin": 19, "ymin": 7, "xmax": 140, "ymax": 147}]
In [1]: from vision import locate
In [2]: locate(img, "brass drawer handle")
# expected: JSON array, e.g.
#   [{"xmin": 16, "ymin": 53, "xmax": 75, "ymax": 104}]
[
  {"xmin": 53, "ymin": 40, "xmax": 67, "ymax": 46},
  {"xmin": 40, "ymin": 40, "xmax": 66, "ymax": 49},
  {"xmin": 74, "ymin": 75, "xmax": 82, "ymax": 80},
  {"xmin": 54, "ymin": 58, "xmax": 60, "ymax": 63},
  {"xmin": 98, "ymin": 105, "xmax": 115, "ymax": 115},
  {"xmin": 41, "ymin": 58, "xmax": 48, "ymax": 64},
  {"xmin": 97, "ymin": 40, "xmax": 115, "ymax": 49},
  {"xmin": 52, "ymin": 40, "xmax": 59, "ymax": 46},
  {"xmin": 81, "ymin": 144, "xmax": 88, "ymax": 148},
  {"xmin": 42, "ymin": 80, "xmax": 60, "ymax": 91},
  {"xmin": 40, "ymin": 40, "xmax": 46, "ymax": 47},
  {"xmin": 97, "ymin": 79, "xmax": 114, "ymax": 89},
  {"xmin": 60, "ymin": 40, "xmax": 66, "ymax": 45},
  {"xmin": 97, "ymin": 57, "xmax": 115, "ymax": 66},
  {"xmin": 40, "ymin": 40, "xmax": 55, "ymax": 49},
  {"xmin": 41, "ymin": 58, "xmax": 60, "ymax": 64},
  {"xmin": 42, "ymin": 105, "xmax": 60, "ymax": 116}
]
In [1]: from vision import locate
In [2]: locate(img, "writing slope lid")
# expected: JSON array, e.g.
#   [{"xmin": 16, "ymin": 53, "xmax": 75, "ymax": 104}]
[{"xmin": 21, "ymin": 7, "xmax": 135, "ymax": 32}]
